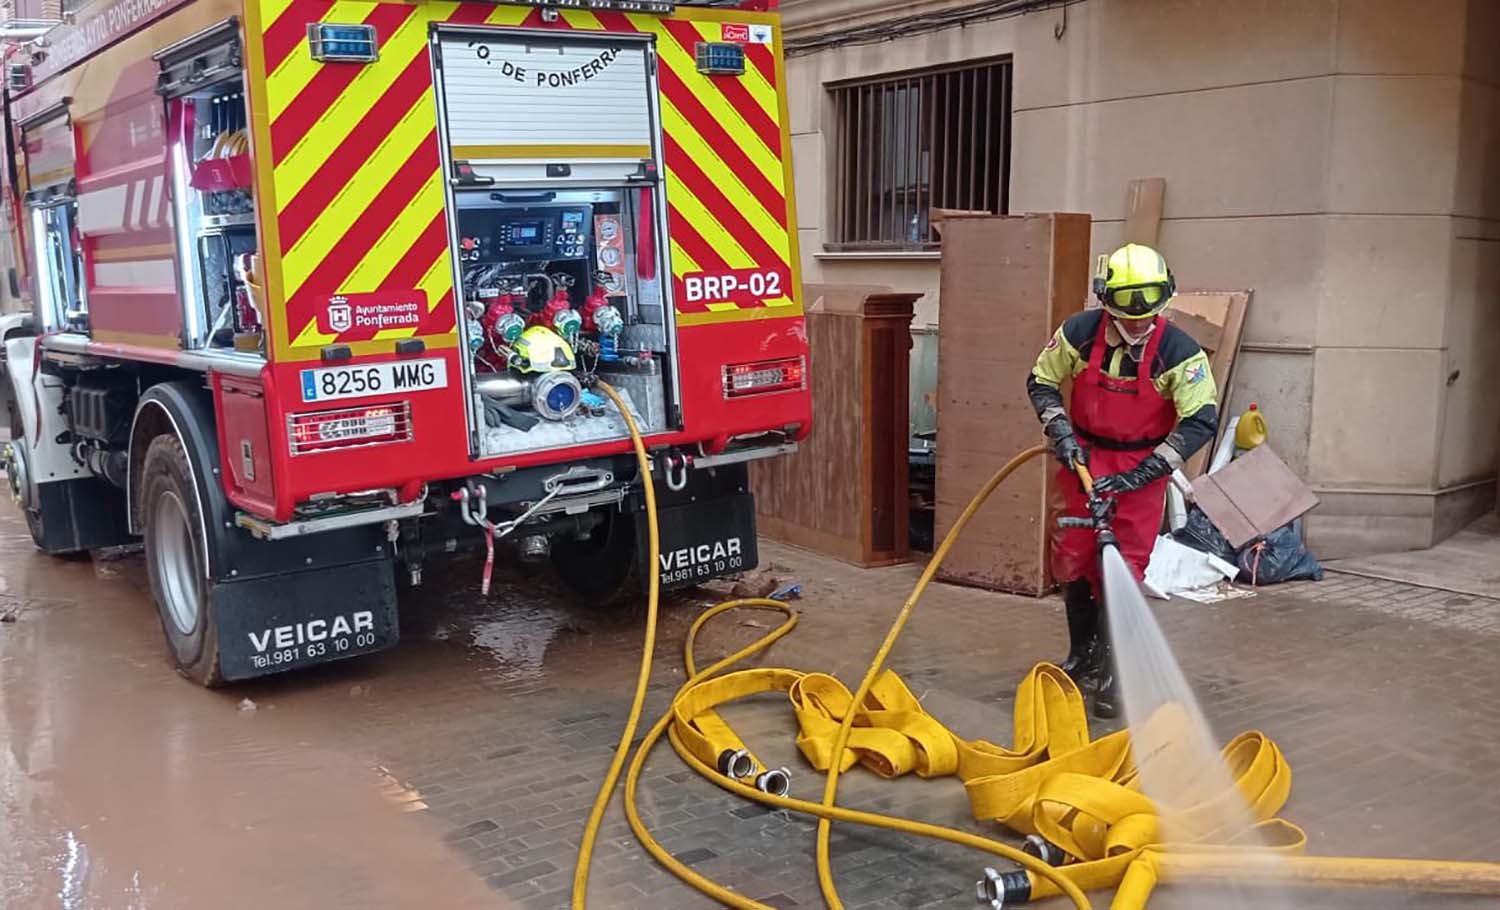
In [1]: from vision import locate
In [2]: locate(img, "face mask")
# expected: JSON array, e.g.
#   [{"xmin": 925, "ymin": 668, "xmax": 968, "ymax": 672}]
[{"xmin": 1113, "ymin": 316, "xmax": 1155, "ymax": 347}]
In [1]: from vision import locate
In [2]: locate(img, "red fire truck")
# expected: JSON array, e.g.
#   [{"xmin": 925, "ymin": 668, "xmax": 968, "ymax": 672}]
[{"xmin": 0, "ymin": 0, "xmax": 808, "ymax": 684}]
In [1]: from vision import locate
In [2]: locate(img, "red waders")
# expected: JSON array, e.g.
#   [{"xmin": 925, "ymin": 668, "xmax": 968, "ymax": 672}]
[{"xmin": 1051, "ymin": 315, "xmax": 1178, "ymax": 589}]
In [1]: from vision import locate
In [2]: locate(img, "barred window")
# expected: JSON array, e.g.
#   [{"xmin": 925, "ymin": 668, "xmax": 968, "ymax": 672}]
[{"xmin": 828, "ymin": 59, "xmax": 1011, "ymax": 251}]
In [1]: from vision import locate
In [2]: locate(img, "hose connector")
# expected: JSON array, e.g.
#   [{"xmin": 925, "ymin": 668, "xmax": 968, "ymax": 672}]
[
  {"xmin": 753, "ymin": 766, "xmax": 791, "ymax": 797},
  {"xmin": 976, "ymin": 867, "xmax": 1031, "ymax": 908},
  {"xmin": 716, "ymin": 749, "xmax": 754, "ymax": 780},
  {"xmin": 1021, "ymin": 834, "xmax": 1067, "ymax": 867}
]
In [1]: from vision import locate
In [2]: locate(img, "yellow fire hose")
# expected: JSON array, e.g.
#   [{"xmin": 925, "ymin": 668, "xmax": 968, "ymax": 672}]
[
  {"xmin": 573, "ymin": 385, "xmax": 1500, "ymax": 909},
  {"xmin": 808, "ymin": 445, "xmax": 1059, "ymax": 908},
  {"xmin": 1114, "ymin": 850, "xmax": 1500, "ymax": 907},
  {"xmin": 571, "ymin": 402, "xmax": 1086, "ymax": 910},
  {"xmin": 570, "ymin": 381, "xmax": 664, "ymax": 908}
]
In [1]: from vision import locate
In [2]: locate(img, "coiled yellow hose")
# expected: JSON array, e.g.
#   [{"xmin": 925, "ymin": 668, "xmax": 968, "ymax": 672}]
[
  {"xmin": 569, "ymin": 399, "xmax": 1085, "ymax": 909},
  {"xmin": 571, "ymin": 392, "xmax": 1500, "ymax": 909},
  {"xmin": 810, "ymin": 444, "xmax": 1052, "ymax": 908}
]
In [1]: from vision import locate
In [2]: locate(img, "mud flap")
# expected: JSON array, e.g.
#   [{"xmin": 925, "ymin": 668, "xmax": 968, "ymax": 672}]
[
  {"xmin": 638, "ymin": 491, "xmax": 759, "ymax": 591},
  {"xmin": 32, "ymin": 477, "xmax": 133, "ymax": 553},
  {"xmin": 211, "ymin": 557, "xmax": 399, "ymax": 681}
]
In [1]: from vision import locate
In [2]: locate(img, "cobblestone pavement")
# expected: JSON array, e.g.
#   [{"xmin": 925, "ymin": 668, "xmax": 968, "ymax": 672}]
[
  {"xmin": 233, "ymin": 551, "xmax": 1500, "ymax": 909},
  {"xmin": 4, "ymin": 519, "xmax": 1500, "ymax": 909}
]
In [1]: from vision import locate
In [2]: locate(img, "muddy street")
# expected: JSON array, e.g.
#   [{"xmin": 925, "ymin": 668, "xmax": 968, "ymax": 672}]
[
  {"xmin": 5, "ymin": 496, "xmax": 1500, "ymax": 910},
  {"xmin": 0, "ymin": 499, "xmax": 676, "ymax": 910},
  {"xmin": 0, "ymin": 510, "xmax": 493, "ymax": 907}
]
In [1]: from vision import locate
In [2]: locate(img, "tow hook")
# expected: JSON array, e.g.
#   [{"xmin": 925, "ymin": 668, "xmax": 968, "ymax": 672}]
[{"xmin": 662, "ymin": 450, "xmax": 690, "ymax": 492}]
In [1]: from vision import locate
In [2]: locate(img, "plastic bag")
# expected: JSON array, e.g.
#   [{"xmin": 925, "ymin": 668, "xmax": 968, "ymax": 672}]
[
  {"xmin": 1171, "ymin": 506, "xmax": 1238, "ymax": 565},
  {"xmin": 1236, "ymin": 519, "xmax": 1324, "ymax": 585}
]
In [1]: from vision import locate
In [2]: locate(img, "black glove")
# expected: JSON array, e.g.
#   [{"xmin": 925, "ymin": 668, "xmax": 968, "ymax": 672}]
[
  {"xmin": 1043, "ymin": 416, "xmax": 1088, "ymax": 470},
  {"xmin": 1093, "ymin": 453, "xmax": 1172, "ymax": 496}
]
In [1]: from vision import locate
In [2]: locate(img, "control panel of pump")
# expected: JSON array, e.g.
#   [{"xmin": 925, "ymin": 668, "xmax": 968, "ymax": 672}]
[{"xmin": 459, "ymin": 205, "xmax": 593, "ymax": 263}]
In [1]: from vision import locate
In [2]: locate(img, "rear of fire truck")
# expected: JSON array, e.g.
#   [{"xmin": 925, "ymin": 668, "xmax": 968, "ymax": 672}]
[{"xmin": 0, "ymin": 0, "xmax": 808, "ymax": 684}]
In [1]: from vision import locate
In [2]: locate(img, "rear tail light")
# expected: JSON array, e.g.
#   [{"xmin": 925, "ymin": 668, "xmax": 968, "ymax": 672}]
[
  {"xmin": 288, "ymin": 403, "xmax": 412, "ymax": 455},
  {"xmin": 722, "ymin": 357, "xmax": 806, "ymax": 399}
]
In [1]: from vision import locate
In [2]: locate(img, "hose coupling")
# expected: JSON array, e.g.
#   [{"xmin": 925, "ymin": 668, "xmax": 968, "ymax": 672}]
[
  {"xmin": 976, "ymin": 867, "xmax": 1031, "ymax": 908},
  {"xmin": 716, "ymin": 749, "xmax": 754, "ymax": 780},
  {"xmin": 753, "ymin": 766, "xmax": 791, "ymax": 797},
  {"xmin": 1021, "ymin": 834, "xmax": 1067, "ymax": 867}
]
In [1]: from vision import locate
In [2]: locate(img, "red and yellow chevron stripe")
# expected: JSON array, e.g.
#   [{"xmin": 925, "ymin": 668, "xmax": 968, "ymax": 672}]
[{"xmin": 244, "ymin": 0, "xmax": 801, "ymax": 361}]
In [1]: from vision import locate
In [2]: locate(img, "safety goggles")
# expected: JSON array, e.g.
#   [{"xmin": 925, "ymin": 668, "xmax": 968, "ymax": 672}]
[{"xmin": 1103, "ymin": 282, "xmax": 1170, "ymax": 318}]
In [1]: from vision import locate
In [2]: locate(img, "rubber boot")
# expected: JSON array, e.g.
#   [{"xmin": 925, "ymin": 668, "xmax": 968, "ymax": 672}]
[
  {"xmin": 1091, "ymin": 641, "xmax": 1120, "ymax": 720},
  {"xmin": 1058, "ymin": 580, "xmax": 1100, "ymax": 679}
]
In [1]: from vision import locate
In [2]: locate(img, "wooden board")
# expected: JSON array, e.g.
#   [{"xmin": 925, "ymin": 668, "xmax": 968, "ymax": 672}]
[
  {"xmin": 751, "ymin": 286, "xmax": 918, "ymax": 567},
  {"xmin": 933, "ymin": 214, "xmax": 1092, "ymax": 595},
  {"xmin": 1165, "ymin": 290, "xmax": 1251, "ymax": 476},
  {"xmin": 1123, "ymin": 177, "xmax": 1166, "ymax": 246}
]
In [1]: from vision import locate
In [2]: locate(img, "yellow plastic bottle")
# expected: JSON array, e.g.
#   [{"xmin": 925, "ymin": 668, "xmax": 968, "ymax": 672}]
[{"xmin": 1234, "ymin": 403, "xmax": 1268, "ymax": 450}]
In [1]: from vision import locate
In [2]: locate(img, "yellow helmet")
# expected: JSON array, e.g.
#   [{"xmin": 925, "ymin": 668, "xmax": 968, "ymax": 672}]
[
  {"xmin": 510, "ymin": 325, "xmax": 577, "ymax": 374},
  {"xmin": 1094, "ymin": 243, "xmax": 1175, "ymax": 320}
]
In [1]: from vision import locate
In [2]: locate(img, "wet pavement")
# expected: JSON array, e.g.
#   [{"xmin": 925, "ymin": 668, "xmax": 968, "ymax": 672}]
[{"xmin": 2, "ymin": 499, "xmax": 1500, "ymax": 909}]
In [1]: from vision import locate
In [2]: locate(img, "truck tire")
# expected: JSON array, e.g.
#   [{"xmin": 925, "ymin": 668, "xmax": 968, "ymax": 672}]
[
  {"xmin": 8, "ymin": 407, "xmax": 49, "ymax": 552},
  {"xmin": 551, "ymin": 507, "xmax": 641, "ymax": 610},
  {"xmin": 140, "ymin": 434, "xmax": 222, "ymax": 686},
  {"xmin": 7, "ymin": 406, "xmax": 130, "ymax": 557}
]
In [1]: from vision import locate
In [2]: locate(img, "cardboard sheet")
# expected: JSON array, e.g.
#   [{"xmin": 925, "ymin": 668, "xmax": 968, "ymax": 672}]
[
  {"xmin": 1166, "ymin": 291, "xmax": 1251, "ymax": 476},
  {"xmin": 1192, "ymin": 445, "xmax": 1319, "ymax": 548}
]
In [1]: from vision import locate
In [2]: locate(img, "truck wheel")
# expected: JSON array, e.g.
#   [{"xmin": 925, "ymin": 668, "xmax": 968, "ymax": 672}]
[
  {"xmin": 7, "ymin": 408, "xmax": 55, "ymax": 553},
  {"xmin": 140, "ymin": 434, "xmax": 222, "ymax": 686},
  {"xmin": 550, "ymin": 508, "xmax": 641, "ymax": 609}
]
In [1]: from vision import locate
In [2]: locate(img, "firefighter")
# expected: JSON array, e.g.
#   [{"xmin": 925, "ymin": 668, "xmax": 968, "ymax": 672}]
[{"xmin": 1026, "ymin": 243, "xmax": 1218, "ymax": 718}]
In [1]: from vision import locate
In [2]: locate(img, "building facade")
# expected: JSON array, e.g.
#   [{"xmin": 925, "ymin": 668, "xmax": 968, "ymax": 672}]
[{"xmin": 782, "ymin": 0, "xmax": 1500, "ymax": 557}]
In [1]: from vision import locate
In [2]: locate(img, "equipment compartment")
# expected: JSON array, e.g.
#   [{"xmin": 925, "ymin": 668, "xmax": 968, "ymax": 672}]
[
  {"xmin": 432, "ymin": 28, "xmax": 677, "ymax": 460},
  {"xmin": 454, "ymin": 187, "xmax": 676, "ymax": 458},
  {"xmin": 157, "ymin": 18, "xmax": 266, "ymax": 355}
]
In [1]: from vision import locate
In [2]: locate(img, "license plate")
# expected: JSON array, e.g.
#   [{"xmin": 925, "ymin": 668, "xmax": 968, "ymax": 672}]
[
  {"xmin": 299, "ymin": 358, "xmax": 448, "ymax": 403},
  {"xmin": 639, "ymin": 493, "xmax": 759, "ymax": 590}
]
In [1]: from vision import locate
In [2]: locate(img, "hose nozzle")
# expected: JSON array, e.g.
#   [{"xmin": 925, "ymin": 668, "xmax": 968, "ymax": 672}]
[
  {"xmin": 976, "ymin": 867, "xmax": 1031, "ymax": 908},
  {"xmin": 753, "ymin": 767, "xmax": 791, "ymax": 797},
  {"xmin": 716, "ymin": 749, "xmax": 754, "ymax": 780}
]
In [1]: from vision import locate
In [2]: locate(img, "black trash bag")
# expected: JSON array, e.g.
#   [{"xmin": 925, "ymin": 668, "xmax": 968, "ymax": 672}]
[
  {"xmin": 1172, "ymin": 505, "xmax": 1238, "ymax": 565},
  {"xmin": 1236, "ymin": 519, "xmax": 1323, "ymax": 585}
]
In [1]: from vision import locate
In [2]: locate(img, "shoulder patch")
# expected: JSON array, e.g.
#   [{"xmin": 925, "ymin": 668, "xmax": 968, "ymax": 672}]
[
  {"xmin": 1185, "ymin": 362, "xmax": 1207, "ymax": 385},
  {"xmin": 1045, "ymin": 335, "xmax": 1059, "ymax": 351}
]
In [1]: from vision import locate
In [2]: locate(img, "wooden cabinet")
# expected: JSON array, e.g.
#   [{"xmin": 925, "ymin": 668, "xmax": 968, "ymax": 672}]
[
  {"xmin": 751, "ymin": 285, "xmax": 920, "ymax": 567},
  {"xmin": 934, "ymin": 214, "xmax": 1092, "ymax": 595}
]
